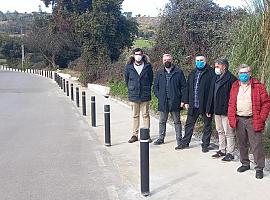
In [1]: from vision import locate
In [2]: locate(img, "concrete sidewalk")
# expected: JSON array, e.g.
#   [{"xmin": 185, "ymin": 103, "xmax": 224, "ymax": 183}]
[{"xmin": 84, "ymin": 86, "xmax": 270, "ymax": 200}]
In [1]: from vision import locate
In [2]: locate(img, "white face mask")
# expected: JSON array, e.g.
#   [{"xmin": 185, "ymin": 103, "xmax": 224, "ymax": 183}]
[
  {"xmin": 134, "ymin": 55, "xmax": 142, "ymax": 62},
  {"xmin": 215, "ymin": 68, "xmax": 222, "ymax": 75}
]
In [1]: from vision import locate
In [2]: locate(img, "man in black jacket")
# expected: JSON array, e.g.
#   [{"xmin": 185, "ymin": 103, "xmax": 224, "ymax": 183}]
[
  {"xmin": 124, "ymin": 48, "xmax": 153, "ymax": 143},
  {"xmin": 206, "ymin": 58, "xmax": 237, "ymax": 161},
  {"xmin": 153, "ymin": 54, "xmax": 186, "ymax": 148},
  {"xmin": 177, "ymin": 53, "xmax": 215, "ymax": 152}
]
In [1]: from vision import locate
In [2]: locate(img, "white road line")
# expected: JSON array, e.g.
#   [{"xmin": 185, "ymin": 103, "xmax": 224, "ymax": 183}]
[
  {"xmin": 106, "ymin": 186, "xmax": 119, "ymax": 200},
  {"xmin": 95, "ymin": 151, "xmax": 106, "ymax": 167}
]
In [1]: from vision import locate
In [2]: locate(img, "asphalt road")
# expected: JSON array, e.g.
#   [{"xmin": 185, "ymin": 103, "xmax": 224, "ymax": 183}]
[{"xmin": 0, "ymin": 70, "xmax": 125, "ymax": 200}]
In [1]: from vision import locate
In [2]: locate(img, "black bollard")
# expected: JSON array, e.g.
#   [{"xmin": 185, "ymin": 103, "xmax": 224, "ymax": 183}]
[
  {"xmin": 91, "ymin": 96, "xmax": 96, "ymax": 127},
  {"xmin": 66, "ymin": 81, "xmax": 69, "ymax": 96},
  {"xmin": 76, "ymin": 87, "xmax": 80, "ymax": 107},
  {"xmin": 54, "ymin": 73, "xmax": 57, "ymax": 82},
  {"xmin": 57, "ymin": 75, "xmax": 59, "ymax": 86},
  {"xmin": 63, "ymin": 79, "xmax": 66, "ymax": 92},
  {"xmin": 60, "ymin": 77, "xmax": 63, "ymax": 89},
  {"xmin": 104, "ymin": 105, "xmax": 111, "ymax": 147},
  {"xmin": 140, "ymin": 128, "xmax": 150, "ymax": 197},
  {"xmin": 71, "ymin": 84, "xmax": 74, "ymax": 101},
  {"xmin": 82, "ymin": 91, "xmax": 87, "ymax": 116}
]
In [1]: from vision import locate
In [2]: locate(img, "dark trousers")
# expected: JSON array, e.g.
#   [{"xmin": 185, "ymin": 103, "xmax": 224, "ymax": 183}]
[
  {"xmin": 159, "ymin": 111, "xmax": 182, "ymax": 146},
  {"xmin": 236, "ymin": 117, "xmax": 265, "ymax": 170},
  {"xmin": 181, "ymin": 108, "xmax": 212, "ymax": 148}
]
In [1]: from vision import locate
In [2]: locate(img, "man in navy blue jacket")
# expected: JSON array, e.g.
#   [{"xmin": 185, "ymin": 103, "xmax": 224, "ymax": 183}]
[
  {"xmin": 178, "ymin": 53, "xmax": 215, "ymax": 152},
  {"xmin": 153, "ymin": 54, "xmax": 186, "ymax": 148},
  {"xmin": 124, "ymin": 48, "xmax": 153, "ymax": 143}
]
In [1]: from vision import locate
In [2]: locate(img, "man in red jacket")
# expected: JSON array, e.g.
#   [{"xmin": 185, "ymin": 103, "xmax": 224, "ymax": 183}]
[{"xmin": 228, "ymin": 64, "xmax": 270, "ymax": 179}]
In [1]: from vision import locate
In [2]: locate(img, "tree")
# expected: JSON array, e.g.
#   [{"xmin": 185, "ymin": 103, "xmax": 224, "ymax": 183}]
[
  {"xmin": 24, "ymin": 13, "xmax": 80, "ymax": 68},
  {"xmin": 154, "ymin": 0, "xmax": 244, "ymax": 73},
  {"xmin": 0, "ymin": 33, "xmax": 22, "ymax": 67}
]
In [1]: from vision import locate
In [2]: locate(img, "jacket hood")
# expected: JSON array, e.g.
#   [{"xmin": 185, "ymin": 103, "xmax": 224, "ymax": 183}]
[{"xmin": 127, "ymin": 54, "xmax": 150, "ymax": 65}]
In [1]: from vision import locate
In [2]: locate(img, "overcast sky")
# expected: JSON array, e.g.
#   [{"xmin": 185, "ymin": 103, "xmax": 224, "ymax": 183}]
[{"xmin": 0, "ymin": 0, "xmax": 248, "ymax": 16}]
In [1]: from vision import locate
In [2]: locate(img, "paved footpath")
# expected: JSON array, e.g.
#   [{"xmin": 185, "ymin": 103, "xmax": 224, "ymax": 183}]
[{"xmin": 0, "ymin": 69, "xmax": 270, "ymax": 200}]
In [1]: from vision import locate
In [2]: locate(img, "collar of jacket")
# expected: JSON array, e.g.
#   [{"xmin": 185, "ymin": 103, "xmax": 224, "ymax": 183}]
[
  {"xmin": 127, "ymin": 55, "xmax": 150, "ymax": 65},
  {"xmin": 127, "ymin": 62, "xmax": 151, "ymax": 71}
]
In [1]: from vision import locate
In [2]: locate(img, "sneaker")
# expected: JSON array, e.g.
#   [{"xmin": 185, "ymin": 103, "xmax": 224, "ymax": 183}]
[
  {"xmin": 222, "ymin": 153, "xmax": 234, "ymax": 162},
  {"xmin": 212, "ymin": 150, "xmax": 226, "ymax": 158},
  {"xmin": 237, "ymin": 165, "xmax": 250, "ymax": 173},
  {"xmin": 128, "ymin": 135, "xmax": 138, "ymax": 143},
  {"xmin": 153, "ymin": 138, "xmax": 164, "ymax": 145},
  {"xmin": 175, "ymin": 143, "xmax": 189, "ymax": 150},
  {"xmin": 255, "ymin": 170, "xmax": 263, "ymax": 179}
]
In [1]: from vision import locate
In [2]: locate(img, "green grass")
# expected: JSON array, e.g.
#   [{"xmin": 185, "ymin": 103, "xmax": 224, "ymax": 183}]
[{"xmin": 133, "ymin": 39, "xmax": 155, "ymax": 49}]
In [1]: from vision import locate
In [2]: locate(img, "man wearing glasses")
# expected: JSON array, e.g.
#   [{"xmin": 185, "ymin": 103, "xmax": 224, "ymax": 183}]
[{"xmin": 228, "ymin": 64, "xmax": 270, "ymax": 179}]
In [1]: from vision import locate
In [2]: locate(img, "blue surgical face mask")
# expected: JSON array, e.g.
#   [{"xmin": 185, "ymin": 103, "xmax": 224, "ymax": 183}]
[
  {"xmin": 239, "ymin": 73, "xmax": 250, "ymax": 83},
  {"xmin": 196, "ymin": 61, "xmax": 206, "ymax": 69}
]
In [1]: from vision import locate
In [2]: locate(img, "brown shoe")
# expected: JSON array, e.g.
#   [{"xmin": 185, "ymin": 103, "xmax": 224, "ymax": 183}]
[{"xmin": 128, "ymin": 135, "xmax": 138, "ymax": 143}]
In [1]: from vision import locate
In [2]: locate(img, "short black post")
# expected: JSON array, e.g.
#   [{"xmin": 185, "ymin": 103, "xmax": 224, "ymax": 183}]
[
  {"xmin": 140, "ymin": 128, "xmax": 150, "ymax": 197},
  {"xmin": 63, "ymin": 79, "xmax": 66, "ymax": 92},
  {"xmin": 60, "ymin": 77, "xmax": 63, "ymax": 89},
  {"xmin": 76, "ymin": 87, "xmax": 80, "ymax": 107},
  {"xmin": 91, "ymin": 96, "xmax": 96, "ymax": 127},
  {"xmin": 66, "ymin": 81, "xmax": 69, "ymax": 96},
  {"xmin": 104, "ymin": 105, "xmax": 111, "ymax": 146},
  {"xmin": 57, "ymin": 75, "xmax": 59, "ymax": 85},
  {"xmin": 42, "ymin": 70, "xmax": 44, "ymax": 76},
  {"xmin": 82, "ymin": 91, "xmax": 87, "ymax": 116},
  {"xmin": 71, "ymin": 84, "xmax": 74, "ymax": 101},
  {"xmin": 54, "ymin": 72, "xmax": 57, "ymax": 82}
]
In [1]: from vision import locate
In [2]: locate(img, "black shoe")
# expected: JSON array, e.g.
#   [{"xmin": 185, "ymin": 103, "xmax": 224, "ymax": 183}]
[
  {"xmin": 212, "ymin": 150, "xmax": 226, "ymax": 158},
  {"xmin": 237, "ymin": 165, "xmax": 250, "ymax": 173},
  {"xmin": 222, "ymin": 153, "xmax": 234, "ymax": 162},
  {"xmin": 175, "ymin": 143, "xmax": 189, "ymax": 150},
  {"xmin": 128, "ymin": 135, "xmax": 138, "ymax": 143},
  {"xmin": 202, "ymin": 147, "xmax": 209, "ymax": 153},
  {"xmin": 148, "ymin": 138, "xmax": 153, "ymax": 143},
  {"xmin": 255, "ymin": 170, "xmax": 263, "ymax": 179},
  {"xmin": 153, "ymin": 138, "xmax": 164, "ymax": 145}
]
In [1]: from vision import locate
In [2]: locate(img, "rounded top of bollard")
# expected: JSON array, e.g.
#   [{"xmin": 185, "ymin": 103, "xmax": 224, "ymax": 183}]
[
  {"xmin": 91, "ymin": 96, "xmax": 96, "ymax": 101},
  {"xmin": 82, "ymin": 91, "xmax": 86, "ymax": 95},
  {"xmin": 104, "ymin": 104, "xmax": 110, "ymax": 112},
  {"xmin": 140, "ymin": 128, "xmax": 150, "ymax": 140}
]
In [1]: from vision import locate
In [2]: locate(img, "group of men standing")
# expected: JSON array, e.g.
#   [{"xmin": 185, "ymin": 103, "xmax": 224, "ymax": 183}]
[{"xmin": 124, "ymin": 48, "xmax": 270, "ymax": 179}]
